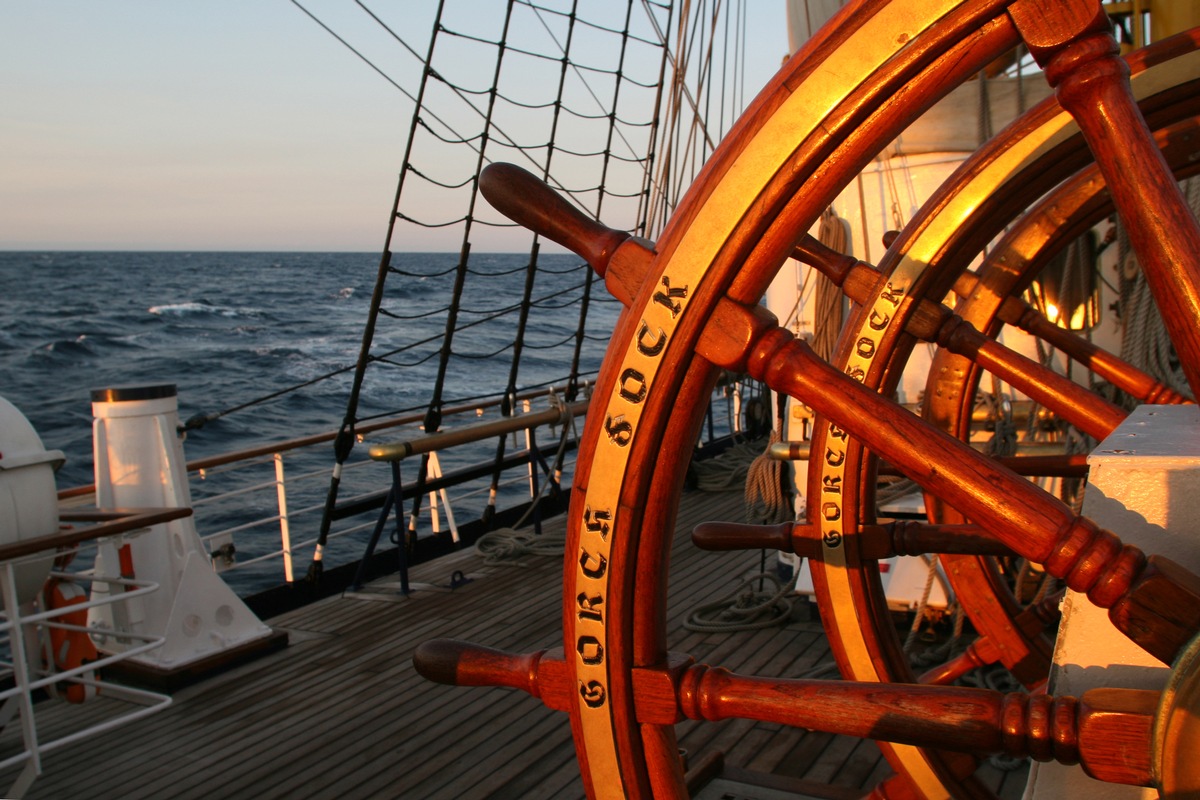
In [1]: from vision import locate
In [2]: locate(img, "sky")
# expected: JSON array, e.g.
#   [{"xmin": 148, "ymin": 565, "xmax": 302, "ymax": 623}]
[{"xmin": 1, "ymin": 1, "xmax": 789, "ymax": 253}]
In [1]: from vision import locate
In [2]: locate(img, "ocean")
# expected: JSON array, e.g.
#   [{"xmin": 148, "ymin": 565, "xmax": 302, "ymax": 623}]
[
  {"xmin": 0, "ymin": 250, "xmax": 626, "ymax": 592},
  {"xmin": 0, "ymin": 250, "xmax": 619, "ymax": 489}
]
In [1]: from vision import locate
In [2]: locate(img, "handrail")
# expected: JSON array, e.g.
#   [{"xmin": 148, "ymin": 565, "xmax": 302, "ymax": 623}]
[
  {"xmin": 190, "ymin": 384, "xmax": 580, "ymax": 470},
  {"xmin": 56, "ymin": 382, "xmax": 583, "ymax": 500},
  {"xmin": 369, "ymin": 400, "xmax": 588, "ymax": 462},
  {"xmin": 0, "ymin": 507, "xmax": 192, "ymax": 563}
]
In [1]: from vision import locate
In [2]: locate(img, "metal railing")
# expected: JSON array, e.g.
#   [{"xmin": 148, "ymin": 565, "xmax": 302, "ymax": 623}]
[
  {"xmin": 57, "ymin": 380, "xmax": 755, "ymax": 600},
  {"xmin": 0, "ymin": 508, "xmax": 182, "ymax": 797}
]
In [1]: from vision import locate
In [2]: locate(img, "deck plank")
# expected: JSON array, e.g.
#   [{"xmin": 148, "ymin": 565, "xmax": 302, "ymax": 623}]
[{"xmin": 0, "ymin": 485, "xmax": 1033, "ymax": 798}]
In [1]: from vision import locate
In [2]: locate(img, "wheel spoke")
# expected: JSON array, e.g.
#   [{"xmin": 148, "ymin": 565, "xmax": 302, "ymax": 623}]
[
  {"xmin": 1011, "ymin": 0, "xmax": 1200, "ymax": 394},
  {"xmin": 660, "ymin": 661, "xmax": 1156, "ymax": 788},
  {"xmin": 917, "ymin": 592, "xmax": 1062, "ymax": 685},
  {"xmin": 794, "ymin": 234, "xmax": 1127, "ymax": 439},
  {"xmin": 719, "ymin": 311, "xmax": 1200, "ymax": 664},
  {"xmin": 415, "ymin": 637, "xmax": 1159, "ymax": 789},
  {"xmin": 953, "ymin": 270, "xmax": 1190, "ymax": 405},
  {"xmin": 692, "ymin": 519, "xmax": 1015, "ymax": 558}
]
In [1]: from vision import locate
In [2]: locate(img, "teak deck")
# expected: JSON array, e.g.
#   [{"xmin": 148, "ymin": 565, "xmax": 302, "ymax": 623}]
[{"xmin": 0, "ymin": 488, "xmax": 1030, "ymax": 799}]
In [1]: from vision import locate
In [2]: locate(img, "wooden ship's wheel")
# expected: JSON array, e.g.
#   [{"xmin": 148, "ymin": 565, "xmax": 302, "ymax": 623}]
[{"xmin": 415, "ymin": 2, "xmax": 1200, "ymax": 798}]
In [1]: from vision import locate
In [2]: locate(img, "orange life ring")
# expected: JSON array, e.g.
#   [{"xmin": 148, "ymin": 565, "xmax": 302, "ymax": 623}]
[{"xmin": 42, "ymin": 577, "xmax": 99, "ymax": 703}]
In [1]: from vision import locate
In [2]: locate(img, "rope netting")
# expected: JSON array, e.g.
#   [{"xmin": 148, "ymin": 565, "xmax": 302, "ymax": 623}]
[{"xmin": 291, "ymin": 0, "xmax": 760, "ymax": 572}]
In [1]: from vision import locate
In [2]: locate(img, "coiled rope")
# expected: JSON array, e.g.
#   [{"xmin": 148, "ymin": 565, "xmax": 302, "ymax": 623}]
[
  {"xmin": 685, "ymin": 433, "xmax": 795, "ymax": 632},
  {"xmin": 683, "ymin": 571, "xmax": 794, "ymax": 632},
  {"xmin": 688, "ymin": 437, "xmax": 767, "ymax": 492}
]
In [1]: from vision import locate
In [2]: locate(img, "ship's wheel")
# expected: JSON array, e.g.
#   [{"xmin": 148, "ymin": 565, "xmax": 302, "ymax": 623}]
[{"xmin": 415, "ymin": 2, "xmax": 1200, "ymax": 798}]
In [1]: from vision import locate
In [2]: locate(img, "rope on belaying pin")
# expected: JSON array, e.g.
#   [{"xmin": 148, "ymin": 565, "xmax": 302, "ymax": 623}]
[
  {"xmin": 744, "ymin": 429, "xmax": 792, "ymax": 526},
  {"xmin": 683, "ymin": 571, "xmax": 794, "ymax": 632},
  {"xmin": 810, "ymin": 207, "xmax": 849, "ymax": 362}
]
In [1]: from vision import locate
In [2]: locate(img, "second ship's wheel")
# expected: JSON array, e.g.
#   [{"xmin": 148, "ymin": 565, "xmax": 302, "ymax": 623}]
[
  {"xmin": 798, "ymin": 22, "xmax": 1200, "ymax": 684},
  {"xmin": 415, "ymin": 2, "xmax": 1200, "ymax": 798},
  {"xmin": 790, "ymin": 25, "xmax": 1200, "ymax": 797}
]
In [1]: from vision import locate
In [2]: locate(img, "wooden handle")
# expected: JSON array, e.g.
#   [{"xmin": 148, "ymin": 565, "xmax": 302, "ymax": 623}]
[
  {"xmin": 992, "ymin": 454, "xmax": 1090, "ymax": 478},
  {"xmin": 947, "ymin": 321, "xmax": 1124, "ymax": 439},
  {"xmin": 412, "ymin": 638, "xmax": 571, "ymax": 710},
  {"xmin": 691, "ymin": 521, "xmax": 793, "ymax": 552},
  {"xmin": 881, "ymin": 521, "xmax": 1016, "ymax": 558},
  {"xmin": 691, "ymin": 520, "xmax": 1013, "ymax": 559},
  {"xmin": 413, "ymin": 638, "xmax": 538, "ymax": 689},
  {"xmin": 657, "ymin": 664, "xmax": 1156, "ymax": 786},
  {"xmin": 953, "ymin": 270, "xmax": 1191, "ymax": 405},
  {"xmin": 1011, "ymin": 301, "xmax": 1190, "ymax": 404},
  {"xmin": 919, "ymin": 591, "xmax": 1063, "ymax": 686},
  {"xmin": 879, "ymin": 454, "xmax": 1090, "ymax": 478},
  {"xmin": 917, "ymin": 639, "xmax": 995, "ymax": 686},
  {"xmin": 479, "ymin": 163, "xmax": 629, "ymax": 276}
]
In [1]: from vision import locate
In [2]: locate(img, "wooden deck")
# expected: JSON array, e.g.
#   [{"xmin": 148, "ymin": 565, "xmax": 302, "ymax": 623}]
[{"xmin": 0, "ymin": 487, "xmax": 1030, "ymax": 799}]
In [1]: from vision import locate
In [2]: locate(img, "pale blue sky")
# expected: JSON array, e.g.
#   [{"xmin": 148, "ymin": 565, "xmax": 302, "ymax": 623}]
[{"xmin": 1, "ymin": 2, "xmax": 787, "ymax": 252}]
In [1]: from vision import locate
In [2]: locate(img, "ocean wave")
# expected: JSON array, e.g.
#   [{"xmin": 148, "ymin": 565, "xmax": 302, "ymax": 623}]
[
  {"xmin": 148, "ymin": 302, "xmax": 249, "ymax": 318},
  {"xmin": 34, "ymin": 335, "xmax": 97, "ymax": 358},
  {"xmin": 253, "ymin": 345, "xmax": 305, "ymax": 358}
]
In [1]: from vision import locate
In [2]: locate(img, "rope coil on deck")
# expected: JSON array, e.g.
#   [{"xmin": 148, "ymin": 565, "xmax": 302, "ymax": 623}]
[{"xmin": 683, "ymin": 571, "xmax": 794, "ymax": 632}]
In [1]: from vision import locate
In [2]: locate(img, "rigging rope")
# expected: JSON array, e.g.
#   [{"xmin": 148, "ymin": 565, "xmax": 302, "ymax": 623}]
[
  {"xmin": 1112, "ymin": 175, "xmax": 1199, "ymax": 398},
  {"xmin": 285, "ymin": 0, "xmax": 756, "ymax": 582}
]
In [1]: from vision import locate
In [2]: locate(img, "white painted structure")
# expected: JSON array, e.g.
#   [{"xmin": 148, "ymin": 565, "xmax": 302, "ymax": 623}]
[
  {"xmin": 0, "ymin": 396, "xmax": 62, "ymax": 605},
  {"xmin": 1027, "ymin": 405, "xmax": 1200, "ymax": 798},
  {"xmin": 88, "ymin": 385, "xmax": 274, "ymax": 671}
]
